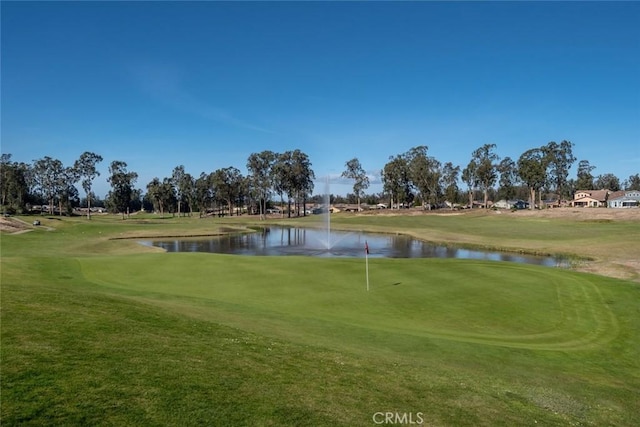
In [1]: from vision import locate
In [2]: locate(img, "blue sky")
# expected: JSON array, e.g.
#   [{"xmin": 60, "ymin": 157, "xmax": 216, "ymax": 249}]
[{"xmin": 2, "ymin": 1, "xmax": 639, "ymax": 197}]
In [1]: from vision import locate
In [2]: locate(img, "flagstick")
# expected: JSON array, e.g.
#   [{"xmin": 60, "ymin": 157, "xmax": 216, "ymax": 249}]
[
  {"xmin": 365, "ymin": 243, "xmax": 370, "ymax": 292},
  {"xmin": 366, "ymin": 254, "xmax": 369, "ymax": 291}
]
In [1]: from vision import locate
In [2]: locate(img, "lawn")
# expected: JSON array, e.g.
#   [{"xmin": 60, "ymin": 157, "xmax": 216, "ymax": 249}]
[{"xmin": 1, "ymin": 212, "xmax": 639, "ymax": 426}]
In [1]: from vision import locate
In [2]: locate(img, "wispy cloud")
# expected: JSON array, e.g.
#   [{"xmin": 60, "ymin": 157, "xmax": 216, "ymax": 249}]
[
  {"xmin": 127, "ymin": 61, "xmax": 275, "ymax": 135},
  {"xmin": 325, "ymin": 170, "xmax": 382, "ymax": 186},
  {"xmin": 620, "ymin": 157, "xmax": 640, "ymax": 164}
]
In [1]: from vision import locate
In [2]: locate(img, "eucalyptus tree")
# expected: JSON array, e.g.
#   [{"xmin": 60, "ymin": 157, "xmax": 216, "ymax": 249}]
[
  {"xmin": 542, "ymin": 141, "xmax": 575, "ymax": 200},
  {"xmin": 107, "ymin": 160, "xmax": 138, "ymax": 219},
  {"xmin": 194, "ymin": 172, "xmax": 213, "ymax": 217},
  {"xmin": 1, "ymin": 154, "xmax": 29, "ymax": 213},
  {"xmin": 73, "ymin": 151, "xmax": 103, "ymax": 219},
  {"xmin": 245, "ymin": 173, "xmax": 262, "ymax": 215},
  {"xmin": 470, "ymin": 143, "xmax": 500, "ymax": 208},
  {"xmin": 130, "ymin": 188, "xmax": 143, "ymax": 212},
  {"xmin": 341, "ymin": 157, "xmax": 369, "ymax": 211},
  {"xmin": 210, "ymin": 167, "xmax": 243, "ymax": 216},
  {"xmin": 32, "ymin": 156, "xmax": 65, "ymax": 214},
  {"xmin": 170, "ymin": 166, "xmax": 195, "ymax": 217},
  {"xmin": 565, "ymin": 178, "xmax": 577, "ymax": 199},
  {"xmin": 58, "ymin": 166, "xmax": 80, "ymax": 215},
  {"xmin": 594, "ymin": 173, "xmax": 621, "ymax": 191},
  {"xmin": 461, "ymin": 160, "xmax": 479, "ymax": 208},
  {"xmin": 0, "ymin": 155, "xmax": 13, "ymax": 206},
  {"xmin": 290, "ymin": 149, "xmax": 315, "ymax": 216},
  {"xmin": 146, "ymin": 177, "xmax": 174, "ymax": 217},
  {"xmin": 381, "ymin": 154, "xmax": 411, "ymax": 208},
  {"xmin": 228, "ymin": 167, "xmax": 245, "ymax": 216},
  {"xmin": 497, "ymin": 157, "xmax": 518, "ymax": 200},
  {"xmin": 182, "ymin": 172, "xmax": 196, "ymax": 216},
  {"xmin": 236, "ymin": 175, "xmax": 249, "ymax": 216},
  {"xmin": 81, "ymin": 192, "xmax": 102, "ymax": 211},
  {"xmin": 625, "ymin": 174, "xmax": 640, "ymax": 191},
  {"xmin": 171, "ymin": 165, "xmax": 186, "ymax": 217},
  {"xmin": 406, "ymin": 146, "xmax": 441, "ymax": 209},
  {"xmin": 163, "ymin": 177, "xmax": 177, "ymax": 215},
  {"xmin": 273, "ymin": 151, "xmax": 293, "ymax": 217},
  {"xmin": 210, "ymin": 169, "xmax": 228, "ymax": 216},
  {"xmin": 247, "ymin": 150, "xmax": 276, "ymax": 220},
  {"xmin": 576, "ymin": 160, "xmax": 596, "ymax": 190},
  {"xmin": 517, "ymin": 148, "xmax": 547, "ymax": 209},
  {"xmin": 441, "ymin": 162, "xmax": 460, "ymax": 209}
]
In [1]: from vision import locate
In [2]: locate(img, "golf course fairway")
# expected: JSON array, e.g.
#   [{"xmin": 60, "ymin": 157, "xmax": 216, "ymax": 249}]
[{"xmin": 1, "ymin": 213, "xmax": 639, "ymax": 426}]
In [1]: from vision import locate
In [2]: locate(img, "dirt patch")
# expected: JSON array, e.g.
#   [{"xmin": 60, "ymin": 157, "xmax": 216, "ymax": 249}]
[
  {"xmin": 0, "ymin": 217, "xmax": 32, "ymax": 234},
  {"xmin": 357, "ymin": 207, "xmax": 640, "ymax": 281},
  {"xmin": 496, "ymin": 209, "xmax": 640, "ymax": 281},
  {"xmin": 500, "ymin": 207, "xmax": 640, "ymax": 221},
  {"xmin": 363, "ymin": 206, "xmax": 640, "ymax": 220}
]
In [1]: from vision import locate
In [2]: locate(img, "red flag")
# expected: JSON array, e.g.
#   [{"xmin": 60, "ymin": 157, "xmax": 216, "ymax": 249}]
[{"xmin": 365, "ymin": 241, "xmax": 369, "ymax": 255}]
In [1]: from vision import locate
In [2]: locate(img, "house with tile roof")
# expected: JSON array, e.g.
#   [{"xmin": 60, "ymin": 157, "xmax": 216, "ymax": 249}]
[{"xmin": 571, "ymin": 190, "xmax": 611, "ymax": 207}]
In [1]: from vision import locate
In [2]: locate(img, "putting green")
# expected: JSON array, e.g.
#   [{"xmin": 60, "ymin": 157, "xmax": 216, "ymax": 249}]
[{"xmin": 79, "ymin": 254, "xmax": 618, "ymax": 352}]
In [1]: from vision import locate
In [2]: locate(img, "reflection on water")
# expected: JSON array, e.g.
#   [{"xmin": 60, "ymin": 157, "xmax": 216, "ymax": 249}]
[{"xmin": 141, "ymin": 226, "xmax": 567, "ymax": 267}]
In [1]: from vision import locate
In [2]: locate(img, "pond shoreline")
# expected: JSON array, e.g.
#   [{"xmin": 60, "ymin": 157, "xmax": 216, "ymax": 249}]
[
  {"xmin": 121, "ymin": 225, "xmax": 580, "ymax": 261},
  {"xmin": 138, "ymin": 225, "xmax": 569, "ymax": 268}
]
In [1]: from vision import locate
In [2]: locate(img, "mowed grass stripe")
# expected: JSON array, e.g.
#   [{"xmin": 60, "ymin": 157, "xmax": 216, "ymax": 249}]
[{"xmin": 78, "ymin": 253, "xmax": 618, "ymax": 351}]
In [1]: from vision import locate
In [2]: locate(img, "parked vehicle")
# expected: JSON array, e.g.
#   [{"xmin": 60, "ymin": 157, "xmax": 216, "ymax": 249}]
[{"xmin": 513, "ymin": 200, "xmax": 529, "ymax": 210}]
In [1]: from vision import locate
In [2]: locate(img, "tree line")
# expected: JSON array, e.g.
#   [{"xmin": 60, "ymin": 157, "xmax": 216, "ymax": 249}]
[
  {"xmin": 377, "ymin": 142, "xmax": 639, "ymax": 210},
  {"xmin": 0, "ymin": 149, "xmax": 315, "ymax": 219},
  {"xmin": 2, "ymin": 141, "xmax": 639, "ymax": 217}
]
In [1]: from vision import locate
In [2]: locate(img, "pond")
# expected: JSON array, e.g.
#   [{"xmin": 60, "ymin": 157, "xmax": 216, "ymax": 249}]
[{"xmin": 141, "ymin": 226, "xmax": 567, "ymax": 267}]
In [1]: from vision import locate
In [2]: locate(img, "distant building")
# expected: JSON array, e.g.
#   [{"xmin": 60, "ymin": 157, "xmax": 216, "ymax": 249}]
[
  {"xmin": 571, "ymin": 190, "xmax": 611, "ymax": 207},
  {"xmin": 493, "ymin": 199, "xmax": 511, "ymax": 209},
  {"xmin": 494, "ymin": 199, "xmax": 529, "ymax": 210},
  {"xmin": 607, "ymin": 190, "xmax": 640, "ymax": 208}
]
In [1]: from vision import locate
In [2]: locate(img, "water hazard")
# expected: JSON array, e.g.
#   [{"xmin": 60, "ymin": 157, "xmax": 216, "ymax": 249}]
[{"xmin": 142, "ymin": 226, "xmax": 567, "ymax": 267}]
